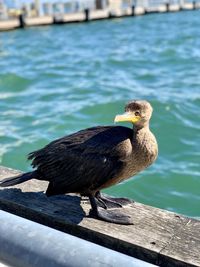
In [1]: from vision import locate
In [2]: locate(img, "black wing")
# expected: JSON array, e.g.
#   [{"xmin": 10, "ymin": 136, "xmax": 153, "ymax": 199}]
[{"xmin": 28, "ymin": 126, "xmax": 133, "ymax": 195}]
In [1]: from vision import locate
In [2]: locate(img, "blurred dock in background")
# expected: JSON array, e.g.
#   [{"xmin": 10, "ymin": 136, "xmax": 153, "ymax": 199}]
[{"xmin": 0, "ymin": 0, "xmax": 199, "ymax": 31}]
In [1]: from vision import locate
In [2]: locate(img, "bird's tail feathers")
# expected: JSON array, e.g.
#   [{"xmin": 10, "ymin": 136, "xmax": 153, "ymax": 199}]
[{"xmin": 0, "ymin": 171, "xmax": 37, "ymax": 187}]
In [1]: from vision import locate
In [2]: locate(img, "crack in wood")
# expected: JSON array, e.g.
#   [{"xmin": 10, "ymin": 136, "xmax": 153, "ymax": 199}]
[{"xmin": 156, "ymin": 216, "xmax": 189, "ymax": 266}]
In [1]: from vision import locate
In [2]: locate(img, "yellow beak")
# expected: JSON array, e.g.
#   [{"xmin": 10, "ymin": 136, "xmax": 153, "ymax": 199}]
[{"xmin": 114, "ymin": 112, "xmax": 141, "ymax": 124}]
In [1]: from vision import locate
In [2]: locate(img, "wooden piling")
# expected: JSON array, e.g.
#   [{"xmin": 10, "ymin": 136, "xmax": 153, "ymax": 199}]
[
  {"xmin": 0, "ymin": 166, "xmax": 200, "ymax": 267},
  {"xmin": 18, "ymin": 14, "xmax": 25, "ymax": 28},
  {"xmin": 84, "ymin": 8, "xmax": 90, "ymax": 22},
  {"xmin": 166, "ymin": 3, "xmax": 170, "ymax": 12},
  {"xmin": 131, "ymin": 5, "xmax": 135, "ymax": 16}
]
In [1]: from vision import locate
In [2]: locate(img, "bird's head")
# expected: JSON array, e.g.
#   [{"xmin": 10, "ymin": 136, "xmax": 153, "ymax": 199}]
[{"xmin": 114, "ymin": 100, "xmax": 153, "ymax": 129}]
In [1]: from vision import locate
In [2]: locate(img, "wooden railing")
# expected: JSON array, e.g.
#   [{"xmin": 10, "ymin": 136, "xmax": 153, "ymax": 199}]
[{"xmin": 0, "ymin": 165, "xmax": 200, "ymax": 266}]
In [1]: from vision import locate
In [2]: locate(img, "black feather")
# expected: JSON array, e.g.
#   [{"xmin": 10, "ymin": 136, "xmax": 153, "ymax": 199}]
[{"xmin": 0, "ymin": 171, "xmax": 38, "ymax": 187}]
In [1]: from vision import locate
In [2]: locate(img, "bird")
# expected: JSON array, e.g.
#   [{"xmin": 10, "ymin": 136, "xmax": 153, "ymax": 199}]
[{"xmin": 0, "ymin": 100, "xmax": 158, "ymax": 225}]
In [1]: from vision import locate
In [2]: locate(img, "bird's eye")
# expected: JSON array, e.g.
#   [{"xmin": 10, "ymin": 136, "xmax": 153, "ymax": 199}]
[{"xmin": 135, "ymin": 111, "xmax": 140, "ymax": 116}]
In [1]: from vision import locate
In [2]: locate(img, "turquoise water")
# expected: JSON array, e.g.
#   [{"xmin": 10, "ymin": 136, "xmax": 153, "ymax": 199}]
[{"xmin": 0, "ymin": 11, "xmax": 200, "ymax": 218}]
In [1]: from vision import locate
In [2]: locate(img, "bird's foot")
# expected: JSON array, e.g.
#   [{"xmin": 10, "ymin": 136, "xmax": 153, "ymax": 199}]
[
  {"xmin": 89, "ymin": 207, "xmax": 133, "ymax": 225},
  {"xmin": 95, "ymin": 192, "xmax": 134, "ymax": 209},
  {"xmin": 89, "ymin": 195, "xmax": 133, "ymax": 225}
]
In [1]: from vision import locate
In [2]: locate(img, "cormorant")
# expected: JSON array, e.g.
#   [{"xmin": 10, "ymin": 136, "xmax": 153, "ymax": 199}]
[{"xmin": 0, "ymin": 100, "xmax": 158, "ymax": 225}]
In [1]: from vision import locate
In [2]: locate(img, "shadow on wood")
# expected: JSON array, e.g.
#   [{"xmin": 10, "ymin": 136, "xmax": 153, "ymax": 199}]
[{"xmin": 0, "ymin": 188, "xmax": 85, "ymax": 225}]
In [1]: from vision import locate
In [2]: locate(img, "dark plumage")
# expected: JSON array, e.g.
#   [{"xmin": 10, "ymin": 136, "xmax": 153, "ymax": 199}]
[{"xmin": 0, "ymin": 100, "xmax": 158, "ymax": 224}]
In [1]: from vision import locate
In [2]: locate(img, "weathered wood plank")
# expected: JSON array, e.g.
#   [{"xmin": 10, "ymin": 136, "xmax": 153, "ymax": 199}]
[
  {"xmin": 0, "ymin": 19, "xmax": 19, "ymax": 31},
  {"xmin": 0, "ymin": 166, "xmax": 199, "ymax": 267},
  {"xmin": 25, "ymin": 16, "xmax": 53, "ymax": 26}
]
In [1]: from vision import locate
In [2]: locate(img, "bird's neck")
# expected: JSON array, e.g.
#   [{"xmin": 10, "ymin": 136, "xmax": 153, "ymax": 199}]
[
  {"xmin": 133, "ymin": 124, "xmax": 157, "ymax": 152},
  {"xmin": 132, "ymin": 124, "xmax": 158, "ymax": 164},
  {"xmin": 133, "ymin": 124, "xmax": 150, "ymax": 140}
]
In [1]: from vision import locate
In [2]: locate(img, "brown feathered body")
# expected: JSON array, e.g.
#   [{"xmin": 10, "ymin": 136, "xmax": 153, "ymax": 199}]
[{"xmin": 28, "ymin": 125, "xmax": 158, "ymax": 197}]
